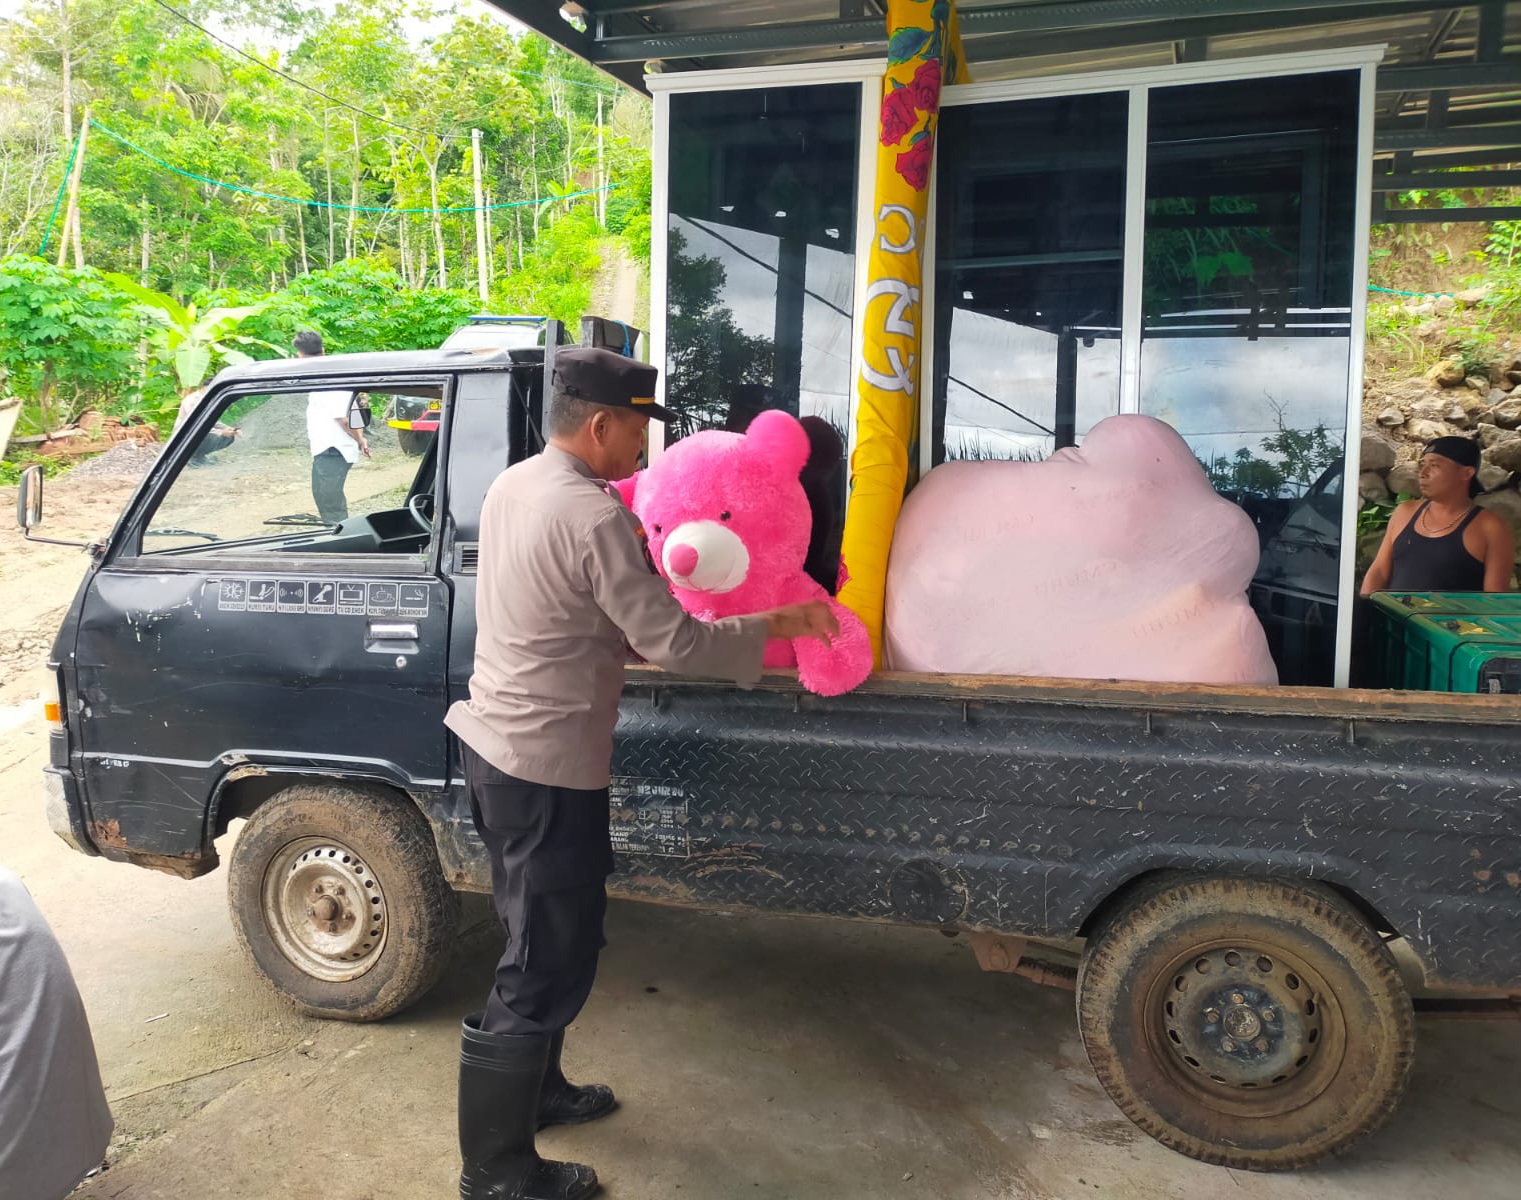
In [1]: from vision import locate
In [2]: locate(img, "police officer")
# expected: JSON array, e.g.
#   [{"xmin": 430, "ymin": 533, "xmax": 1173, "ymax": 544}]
[{"xmin": 445, "ymin": 346, "xmax": 839, "ymax": 1200}]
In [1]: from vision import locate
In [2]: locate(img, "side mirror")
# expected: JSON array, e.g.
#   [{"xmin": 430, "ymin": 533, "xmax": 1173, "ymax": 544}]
[
  {"xmin": 16, "ymin": 464, "xmax": 43, "ymax": 532},
  {"xmin": 348, "ymin": 395, "xmax": 372, "ymax": 430}
]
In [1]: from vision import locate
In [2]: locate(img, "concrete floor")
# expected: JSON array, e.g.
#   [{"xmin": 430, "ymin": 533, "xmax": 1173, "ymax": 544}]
[{"xmin": 2, "ymin": 707, "xmax": 1519, "ymax": 1200}]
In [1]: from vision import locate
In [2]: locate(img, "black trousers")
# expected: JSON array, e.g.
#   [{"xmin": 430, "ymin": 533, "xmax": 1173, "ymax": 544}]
[
  {"xmin": 463, "ymin": 744, "xmax": 614, "ymax": 1036},
  {"xmin": 311, "ymin": 448, "xmax": 351, "ymax": 524}
]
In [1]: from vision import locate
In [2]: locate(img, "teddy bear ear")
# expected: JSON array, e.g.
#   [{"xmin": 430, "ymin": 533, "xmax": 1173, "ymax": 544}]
[
  {"xmin": 745, "ymin": 409, "xmax": 811, "ymax": 478},
  {"xmin": 609, "ymin": 471, "xmax": 640, "ymax": 509}
]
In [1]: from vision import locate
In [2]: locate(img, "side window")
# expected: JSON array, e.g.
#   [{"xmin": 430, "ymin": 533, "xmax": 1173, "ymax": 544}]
[{"xmin": 142, "ymin": 386, "xmax": 440, "ymax": 556}]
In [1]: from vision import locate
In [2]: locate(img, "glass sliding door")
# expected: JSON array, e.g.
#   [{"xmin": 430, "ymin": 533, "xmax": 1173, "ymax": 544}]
[
  {"xmin": 931, "ymin": 92, "xmax": 1128, "ymax": 464},
  {"xmin": 662, "ymin": 82, "xmax": 862, "ymax": 586},
  {"xmin": 1139, "ymin": 72, "xmax": 1359, "ymax": 685},
  {"xmin": 663, "ymin": 83, "xmax": 861, "ymax": 446}
]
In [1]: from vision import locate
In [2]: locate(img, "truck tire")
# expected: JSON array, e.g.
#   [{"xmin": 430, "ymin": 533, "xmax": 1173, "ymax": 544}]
[
  {"xmin": 1076, "ymin": 876, "xmax": 1414, "ymax": 1171},
  {"xmin": 228, "ymin": 783, "xmax": 460, "ymax": 1021}
]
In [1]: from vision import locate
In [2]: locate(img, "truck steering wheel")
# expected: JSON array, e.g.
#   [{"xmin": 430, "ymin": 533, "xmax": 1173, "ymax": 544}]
[{"xmin": 406, "ymin": 491, "xmax": 435, "ymax": 533}]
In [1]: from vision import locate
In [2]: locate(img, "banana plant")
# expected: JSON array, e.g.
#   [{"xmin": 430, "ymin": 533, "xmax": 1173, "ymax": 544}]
[
  {"xmin": 536, "ymin": 179, "xmax": 584, "ymax": 228},
  {"xmin": 104, "ymin": 274, "xmax": 287, "ymax": 392}
]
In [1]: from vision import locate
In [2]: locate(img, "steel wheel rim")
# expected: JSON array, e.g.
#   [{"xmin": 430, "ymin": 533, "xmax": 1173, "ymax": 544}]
[
  {"xmin": 1144, "ymin": 937, "xmax": 1347, "ymax": 1120},
  {"xmin": 262, "ymin": 837, "xmax": 389, "ymax": 982}
]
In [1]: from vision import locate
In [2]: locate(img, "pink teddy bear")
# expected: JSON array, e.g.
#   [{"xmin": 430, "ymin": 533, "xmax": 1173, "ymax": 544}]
[{"xmin": 613, "ymin": 410, "xmax": 874, "ymax": 696}]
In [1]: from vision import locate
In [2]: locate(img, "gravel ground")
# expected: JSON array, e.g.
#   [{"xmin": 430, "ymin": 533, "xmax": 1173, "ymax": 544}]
[{"xmin": 68, "ymin": 441, "xmax": 163, "ymax": 482}]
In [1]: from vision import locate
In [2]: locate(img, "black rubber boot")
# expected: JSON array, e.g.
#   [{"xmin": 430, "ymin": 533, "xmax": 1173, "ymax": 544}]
[
  {"xmin": 459, "ymin": 1014, "xmax": 599, "ymax": 1200},
  {"xmin": 538, "ymin": 1030, "xmax": 618, "ymax": 1131}
]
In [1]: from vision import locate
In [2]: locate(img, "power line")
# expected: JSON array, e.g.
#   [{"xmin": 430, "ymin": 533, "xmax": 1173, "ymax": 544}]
[
  {"xmin": 89, "ymin": 118, "xmax": 617, "ymax": 214},
  {"xmin": 145, "ymin": 0, "xmax": 470, "ymax": 141}
]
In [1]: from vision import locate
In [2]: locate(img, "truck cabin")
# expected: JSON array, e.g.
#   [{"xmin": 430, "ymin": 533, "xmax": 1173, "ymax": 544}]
[{"xmin": 487, "ymin": 0, "xmax": 1521, "ymax": 692}]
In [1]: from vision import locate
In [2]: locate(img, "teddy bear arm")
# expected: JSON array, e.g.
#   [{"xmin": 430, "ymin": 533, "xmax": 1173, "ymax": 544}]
[{"xmin": 792, "ymin": 600, "xmax": 874, "ymax": 696}]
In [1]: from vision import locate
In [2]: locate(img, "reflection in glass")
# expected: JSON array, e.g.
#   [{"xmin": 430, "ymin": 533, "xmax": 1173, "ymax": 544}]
[
  {"xmin": 1140, "ymin": 71, "xmax": 1358, "ymax": 685},
  {"xmin": 665, "ymin": 83, "xmax": 860, "ymax": 588},
  {"xmin": 932, "ymin": 91, "xmax": 1128, "ymax": 463}
]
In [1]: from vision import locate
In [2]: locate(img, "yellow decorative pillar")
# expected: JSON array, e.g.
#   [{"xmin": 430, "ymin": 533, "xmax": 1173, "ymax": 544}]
[{"xmin": 839, "ymin": 0, "xmax": 969, "ymax": 665}]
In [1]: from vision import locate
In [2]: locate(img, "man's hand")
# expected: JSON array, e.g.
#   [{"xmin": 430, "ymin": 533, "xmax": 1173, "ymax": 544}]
[
  {"xmin": 358, "ymin": 434, "xmax": 372, "ymax": 459},
  {"xmin": 764, "ymin": 600, "xmax": 839, "ymax": 645}
]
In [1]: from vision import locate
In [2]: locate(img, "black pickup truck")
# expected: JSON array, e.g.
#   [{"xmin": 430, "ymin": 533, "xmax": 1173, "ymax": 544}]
[{"xmin": 18, "ymin": 343, "xmax": 1521, "ymax": 1172}]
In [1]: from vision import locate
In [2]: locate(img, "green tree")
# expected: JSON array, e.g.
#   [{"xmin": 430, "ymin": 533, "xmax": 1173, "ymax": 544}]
[
  {"xmin": 0, "ymin": 0, "xmax": 652, "ymax": 404},
  {"xmin": 0, "ymin": 255, "xmax": 141, "ymax": 433}
]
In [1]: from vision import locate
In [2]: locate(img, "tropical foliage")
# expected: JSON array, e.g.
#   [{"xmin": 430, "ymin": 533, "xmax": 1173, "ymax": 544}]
[{"xmin": 0, "ymin": 0, "xmax": 651, "ymax": 444}]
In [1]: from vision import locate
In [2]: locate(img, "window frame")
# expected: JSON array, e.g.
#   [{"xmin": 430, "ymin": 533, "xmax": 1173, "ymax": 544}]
[{"xmin": 110, "ymin": 372, "xmax": 456, "ymax": 578}]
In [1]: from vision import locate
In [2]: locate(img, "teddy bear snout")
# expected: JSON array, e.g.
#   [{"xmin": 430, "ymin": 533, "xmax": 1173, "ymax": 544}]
[
  {"xmin": 668, "ymin": 542, "xmax": 700, "ymax": 577},
  {"xmin": 660, "ymin": 520, "xmax": 751, "ymax": 594}
]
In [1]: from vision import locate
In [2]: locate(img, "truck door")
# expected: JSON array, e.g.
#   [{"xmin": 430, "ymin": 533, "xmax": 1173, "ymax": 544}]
[
  {"xmin": 72, "ymin": 373, "xmax": 456, "ymax": 865},
  {"xmin": 432, "ymin": 359, "xmax": 539, "ymax": 891}
]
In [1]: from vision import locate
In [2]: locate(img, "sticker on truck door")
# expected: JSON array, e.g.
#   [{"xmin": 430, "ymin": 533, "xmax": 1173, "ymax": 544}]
[{"xmin": 609, "ymin": 779, "xmax": 690, "ymax": 858}]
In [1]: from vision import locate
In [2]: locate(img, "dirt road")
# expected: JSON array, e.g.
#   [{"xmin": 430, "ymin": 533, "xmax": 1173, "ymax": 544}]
[{"xmin": 2, "ymin": 465, "xmax": 1519, "ymax": 1200}]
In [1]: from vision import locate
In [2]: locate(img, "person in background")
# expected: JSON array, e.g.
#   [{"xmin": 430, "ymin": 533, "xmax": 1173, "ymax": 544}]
[
  {"xmin": 0, "ymin": 867, "xmax": 114, "ymax": 1199},
  {"xmin": 172, "ymin": 384, "xmax": 238, "ymax": 463},
  {"xmin": 296, "ymin": 330, "xmax": 368, "ymax": 524},
  {"xmin": 1360, "ymin": 436, "xmax": 1515, "ymax": 594}
]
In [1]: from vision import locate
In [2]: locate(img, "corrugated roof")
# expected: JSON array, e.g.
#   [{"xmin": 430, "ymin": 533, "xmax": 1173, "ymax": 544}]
[{"xmin": 493, "ymin": 2, "xmax": 1521, "ymax": 180}]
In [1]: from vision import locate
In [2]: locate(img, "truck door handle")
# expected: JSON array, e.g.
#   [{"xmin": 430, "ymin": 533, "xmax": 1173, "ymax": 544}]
[
  {"xmin": 368, "ymin": 621, "xmax": 418, "ymax": 640},
  {"xmin": 366, "ymin": 620, "xmax": 419, "ymax": 657}
]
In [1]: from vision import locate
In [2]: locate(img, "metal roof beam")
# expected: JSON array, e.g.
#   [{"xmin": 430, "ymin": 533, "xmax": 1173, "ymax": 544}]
[
  {"xmin": 944, "ymin": 3, "xmax": 1465, "ymax": 73},
  {"xmin": 1382, "ymin": 103, "xmax": 1521, "ymax": 130},
  {"xmin": 1375, "ymin": 147, "xmax": 1521, "ymax": 169},
  {"xmin": 580, "ymin": 0, "xmax": 738, "ymax": 14},
  {"xmin": 486, "ymin": 2, "xmax": 650, "ymax": 91},
  {"xmin": 1378, "ymin": 61, "xmax": 1521, "ymax": 92},
  {"xmin": 1377, "ymin": 122, "xmax": 1521, "ymax": 149},
  {"xmin": 583, "ymin": 0, "xmax": 1464, "ymax": 64},
  {"xmin": 1478, "ymin": 1, "xmax": 1507, "ymax": 62},
  {"xmin": 1374, "ymin": 169, "xmax": 1521, "ymax": 188},
  {"xmin": 1378, "ymin": 203, "xmax": 1521, "ymax": 221}
]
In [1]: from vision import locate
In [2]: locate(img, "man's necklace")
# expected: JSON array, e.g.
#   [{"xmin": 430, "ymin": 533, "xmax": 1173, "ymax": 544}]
[{"xmin": 1418, "ymin": 504, "xmax": 1473, "ymax": 535}]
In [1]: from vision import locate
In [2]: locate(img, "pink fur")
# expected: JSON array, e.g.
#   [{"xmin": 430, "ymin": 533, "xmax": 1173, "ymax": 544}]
[{"xmin": 616, "ymin": 412, "xmax": 873, "ymax": 696}]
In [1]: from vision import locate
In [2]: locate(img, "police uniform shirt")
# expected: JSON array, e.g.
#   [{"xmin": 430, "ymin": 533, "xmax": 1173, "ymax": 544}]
[{"xmin": 446, "ymin": 444, "xmax": 769, "ymax": 790}]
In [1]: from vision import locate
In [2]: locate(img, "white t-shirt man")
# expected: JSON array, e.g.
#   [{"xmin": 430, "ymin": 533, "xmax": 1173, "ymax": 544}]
[{"xmin": 306, "ymin": 389, "xmax": 360, "ymax": 463}]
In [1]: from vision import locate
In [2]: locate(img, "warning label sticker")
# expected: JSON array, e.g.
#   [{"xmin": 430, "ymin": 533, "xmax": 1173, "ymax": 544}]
[
  {"xmin": 213, "ymin": 577, "xmax": 426, "ymax": 620},
  {"xmin": 397, "ymin": 582, "xmax": 430, "ymax": 617},
  {"xmin": 246, "ymin": 578, "xmax": 277, "ymax": 612},
  {"xmin": 276, "ymin": 580, "xmax": 306, "ymax": 613},
  {"xmin": 609, "ymin": 779, "xmax": 690, "ymax": 859},
  {"xmin": 305, "ymin": 581, "xmax": 336, "ymax": 614},
  {"xmin": 366, "ymin": 582, "xmax": 398, "ymax": 616}
]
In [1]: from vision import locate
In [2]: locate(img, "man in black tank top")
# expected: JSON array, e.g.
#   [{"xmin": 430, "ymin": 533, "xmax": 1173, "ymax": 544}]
[{"xmin": 1361, "ymin": 436, "xmax": 1515, "ymax": 595}]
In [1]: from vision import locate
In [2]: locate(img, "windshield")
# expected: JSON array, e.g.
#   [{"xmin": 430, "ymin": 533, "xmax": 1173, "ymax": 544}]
[{"xmin": 440, "ymin": 323, "xmax": 542, "ymax": 352}]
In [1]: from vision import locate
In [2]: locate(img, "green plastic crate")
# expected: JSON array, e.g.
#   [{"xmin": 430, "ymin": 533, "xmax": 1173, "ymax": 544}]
[
  {"xmin": 1366, "ymin": 593, "xmax": 1521, "ymax": 692},
  {"xmin": 1370, "ymin": 591, "xmax": 1521, "ymax": 620},
  {"xmin": 1388, "ymin": 613, "xmax": 1521, "ymax": 692}
]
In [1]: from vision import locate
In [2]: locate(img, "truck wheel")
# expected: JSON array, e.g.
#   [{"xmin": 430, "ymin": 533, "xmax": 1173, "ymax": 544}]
[
  {"xmin": 1076, "ymin": 876, "xmax": 1413, "ymax": 1171},
  {"xmin": 397, "ymin": 429, "xmax": 431, "ymax": 457},
  {"xmin": 228, "ymin": 783, "xmax": 460, "ymax": 1021}
]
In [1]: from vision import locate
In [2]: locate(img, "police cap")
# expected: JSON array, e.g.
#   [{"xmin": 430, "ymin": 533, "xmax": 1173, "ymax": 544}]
[{"xmin": 552, "ymin": 346, "xmax": 670, "ymax": 420}]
